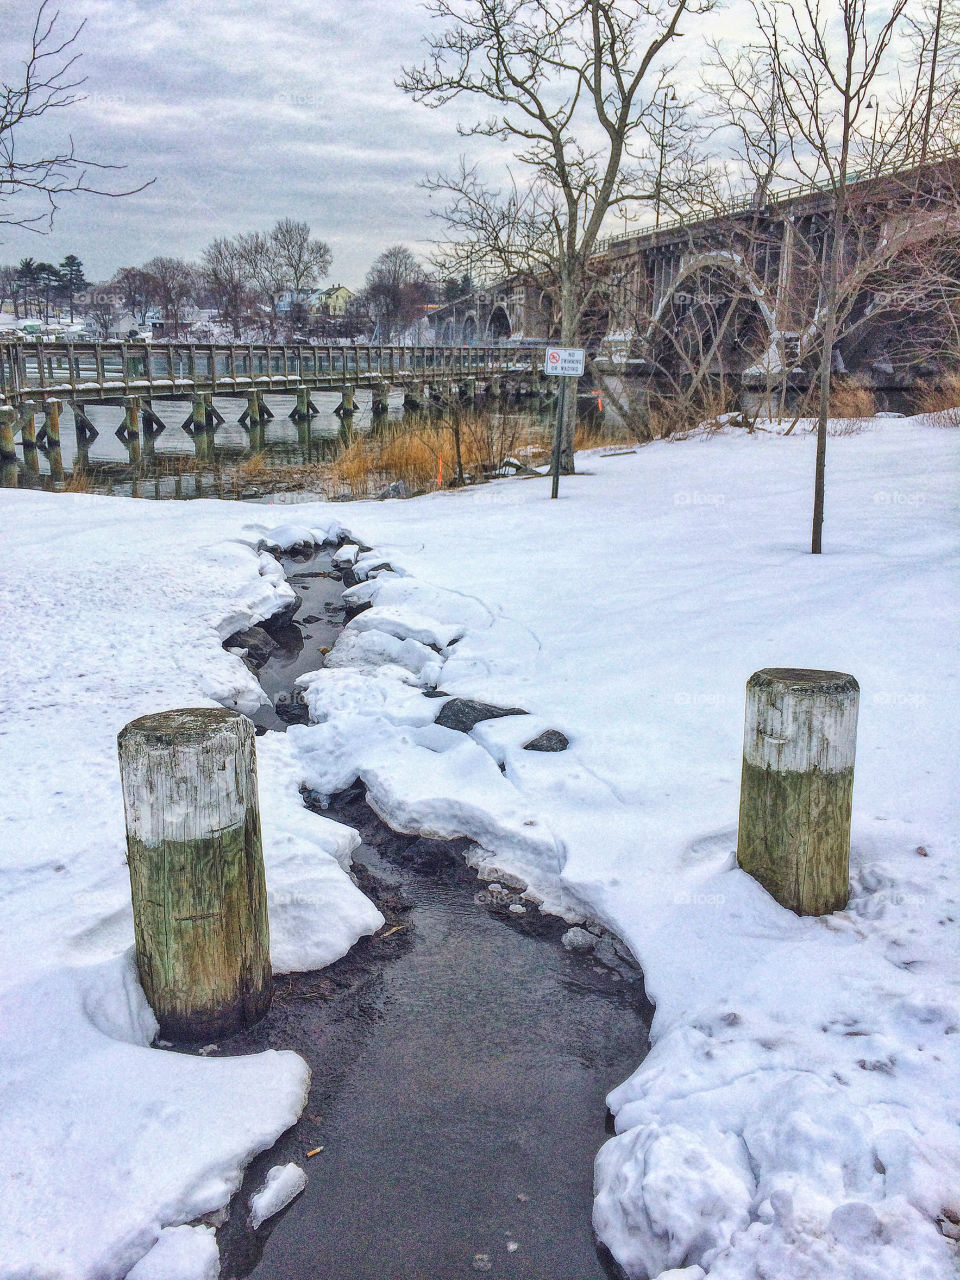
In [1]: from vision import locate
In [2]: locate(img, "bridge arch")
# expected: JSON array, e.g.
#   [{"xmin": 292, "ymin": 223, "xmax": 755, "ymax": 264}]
[
  {"xmin": 644, "ymin": 250, "xmax": 780, "ymax": 372},
  {"xmin": 487, "ymin": 305, "xmax": 511, "ymax": 341}
]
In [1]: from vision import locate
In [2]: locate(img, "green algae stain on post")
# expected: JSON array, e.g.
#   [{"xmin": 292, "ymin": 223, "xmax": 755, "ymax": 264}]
[
  {"xmin": 737, "ymin": 668, "xmax": 859, "ymax": 916},
  {"xmin": 117, "ymin": 707, "xmax": 272, "ymax": 1041}
]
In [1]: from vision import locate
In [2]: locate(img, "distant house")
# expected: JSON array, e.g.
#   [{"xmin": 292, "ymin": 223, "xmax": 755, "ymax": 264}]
[
  {"xmin": 82, "ymin": 310, "xmax": 151, "ymax": 341},
  {"xmin": 311, "ymin": 284, "xmax": 355, "ymax": 318}
]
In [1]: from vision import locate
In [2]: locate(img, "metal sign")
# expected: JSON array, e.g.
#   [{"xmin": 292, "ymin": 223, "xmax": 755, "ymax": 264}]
[{"xmin": 544, "ymin": 346, "xmax": 585, "ymax": 377}]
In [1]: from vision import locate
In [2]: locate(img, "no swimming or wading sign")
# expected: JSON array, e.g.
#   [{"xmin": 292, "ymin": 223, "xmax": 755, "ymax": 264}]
[{"xmin": 544, "ymin": 346, "xmax": 585, "ymax": 377}]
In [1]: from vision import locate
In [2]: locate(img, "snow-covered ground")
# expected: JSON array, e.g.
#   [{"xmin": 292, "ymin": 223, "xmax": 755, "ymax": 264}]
[{"xmin": 0, "ymin": 417, "xmax": 957, "ymax": 1279}]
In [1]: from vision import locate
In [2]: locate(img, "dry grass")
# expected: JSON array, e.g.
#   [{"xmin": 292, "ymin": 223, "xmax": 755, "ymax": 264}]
[
  {"xmin": 828, "ymin": 380, "xmax": 876, "ymax": 419},
  {"xmin": 62, "ymin": 469, "xmax": 93, "ymax": 493},
  {"xmin": 913, "ymin": 376, "xmax": 960, "ymax": 423},
  {"xmin": 327, "ymin": 410, "xmax": 555, "ymax": 497}
]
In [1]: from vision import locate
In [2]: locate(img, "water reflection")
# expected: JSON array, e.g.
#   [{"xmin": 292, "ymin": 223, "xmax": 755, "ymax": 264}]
[{"xmin": 2, "ymin": 386, "xmax": 557, "ymax": 500}]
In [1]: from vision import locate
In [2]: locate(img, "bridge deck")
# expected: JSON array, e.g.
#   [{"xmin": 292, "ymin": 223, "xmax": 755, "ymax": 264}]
[{"xmin": 0, "ymin": 341, "xmax": 544, "ymax": 405}]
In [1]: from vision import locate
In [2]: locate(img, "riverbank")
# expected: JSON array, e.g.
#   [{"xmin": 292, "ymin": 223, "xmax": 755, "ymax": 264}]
[{"xmin": 0, "ymin": 417, "xmax": 957, "ymax": 1279}]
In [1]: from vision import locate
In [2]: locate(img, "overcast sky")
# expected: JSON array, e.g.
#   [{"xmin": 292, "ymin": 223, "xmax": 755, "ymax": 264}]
[{"xmin": 0, "ymin": 0, "xmax": 905, "ymax": 288}]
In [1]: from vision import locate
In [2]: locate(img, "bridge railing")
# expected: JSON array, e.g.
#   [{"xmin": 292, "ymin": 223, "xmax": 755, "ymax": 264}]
[
  {"xmin": 0, "ymin": 341, "xmax": 546, "ymax": 402},
  {"xmin": 596, "ymin": 145, "xmax": 960, "ymax": 254}
]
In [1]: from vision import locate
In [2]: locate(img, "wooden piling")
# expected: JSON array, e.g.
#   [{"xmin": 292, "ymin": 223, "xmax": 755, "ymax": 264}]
[
  {"xmin": 372, "ymin": 383, "xmax": 390, "ymax": 415},
  {"xmin": 736, "ymin": 668, "xmax": 859, "ymax": 915},
  {"xmin": 245, "ymin": 390, "xmax": 261, "ymax": 430},
  {"xmin": 43, "ymin": 397, "xmax": 62, "ymax": 446},
  {"xmin": 43, "ymin": 398, "xmax": 64, "ymax": 482},
  {"xmin": 124, "ymin": 396, "xmax": 141, "ymax": 463},
  {"xmin": 338, "ymin": 386, "xmax": 355, "ymax": 417},
  {"xmin": 117, "ymin": 707, "xmax": 272, "ymax": 1041},
  {"xmin": 0, "ymin": 405, "xmax": 18, "ymax": 488},
  {"xmin": 19, "ymin": 401, "xmax": 39, "ymax": 476},
  {"xmin": 192, "ymin": 394, "xmax": 207, "ymax": 461}
]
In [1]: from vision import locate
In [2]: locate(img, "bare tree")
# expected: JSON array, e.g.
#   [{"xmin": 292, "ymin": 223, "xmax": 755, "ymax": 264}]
[
  {"xmin": 270, "ymin": 217, "xmax": 331, "ymax": 297},
  {"xmin": 400, "ymin": 0, "xmax": 713, "ymax": 472},
  {"xmin": 0, "ymin": 1, "xmax": 151, "ymax": 231},
  {"xmin": 143, "ymin": 255, "xmax": 196, "ymax": 338},
  {"xmin": 734, "ymin": 0, "xmax": 910, "ymax": 552},
  {"xmin": 201, "ymin": 237, "xmax": 251, "ymax": 338},
  {"xmin": 113, "ymin": 266, "xmax": 157, "ymax": 327},
  {"xmin": 0, "ymin": 264, "xmax": 16, "ymax": 316},
  {"xmin": 362, "ymin": 245, "xmax": 432, "ymax": 341}
]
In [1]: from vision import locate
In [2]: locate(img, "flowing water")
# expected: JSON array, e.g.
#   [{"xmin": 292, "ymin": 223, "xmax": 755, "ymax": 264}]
[{"xmin": 216, "ymin": 552, "xmax": 652, "ymax": 1280}]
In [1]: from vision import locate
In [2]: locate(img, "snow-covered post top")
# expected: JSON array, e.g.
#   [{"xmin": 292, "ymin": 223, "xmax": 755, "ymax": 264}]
[
  {"xmin": 117, "ymin": 707, "xmax": 272, "ymax": 1041},
  {"xmin": 737, "ymin": 668, "xmax": 859, "ymax": 916}
]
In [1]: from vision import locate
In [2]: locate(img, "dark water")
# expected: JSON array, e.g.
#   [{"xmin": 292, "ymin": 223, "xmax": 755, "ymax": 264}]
[
  {"xmin": 218, "ymin": 550, "xmax": 652, "ymax": 1280},
  {"xmin": 6, "ymin": 389, "xmax": 557, "ymax": 499}
]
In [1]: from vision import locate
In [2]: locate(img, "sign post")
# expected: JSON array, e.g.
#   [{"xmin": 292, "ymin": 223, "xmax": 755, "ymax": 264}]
[{"xmin": 544, "ymin": 347, "xmax": 585, "ymax": 500}]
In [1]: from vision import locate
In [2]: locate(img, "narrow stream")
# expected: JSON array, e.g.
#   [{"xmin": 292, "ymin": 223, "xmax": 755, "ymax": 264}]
[{"xmin": 218, "ymin": 548, "xmax": 653, "ymax": 1280}]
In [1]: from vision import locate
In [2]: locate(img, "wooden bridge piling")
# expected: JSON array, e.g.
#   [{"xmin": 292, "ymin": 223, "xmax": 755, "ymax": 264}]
[
  {"xmin": 18, "ymin": 401, "xmax": 39, "ymax": 477},
  {"xmin": 0, "ymin": 406, "xmax": 17, "ymax": 488}
]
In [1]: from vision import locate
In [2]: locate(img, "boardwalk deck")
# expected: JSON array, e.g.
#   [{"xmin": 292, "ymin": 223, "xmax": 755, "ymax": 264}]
[{"xmin": 0, "ymin": 341, "xmax": 543, "ymax": 407}]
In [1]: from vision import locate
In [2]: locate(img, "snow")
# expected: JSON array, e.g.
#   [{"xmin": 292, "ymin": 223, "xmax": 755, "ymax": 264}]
[
  {"xmin": 124, "ymin": 1226, "xmax": 219, "ymax": 1280},
  {"xmin": 248, "ymin": 1162, "xmax": 307, "ymax": 1229},
  {"xmin": 1, "ymin": 416, "xmax": 957, "ymax": 1279},
  {"xmin": 0, "ymin": 494, "xmax": 381, "ymax": 1278}
]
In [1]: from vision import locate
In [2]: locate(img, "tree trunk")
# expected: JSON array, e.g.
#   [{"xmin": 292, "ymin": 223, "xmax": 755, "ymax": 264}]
[{"xmin": 558, "ymin": 277, "xmax": 578, "ymax": 473}]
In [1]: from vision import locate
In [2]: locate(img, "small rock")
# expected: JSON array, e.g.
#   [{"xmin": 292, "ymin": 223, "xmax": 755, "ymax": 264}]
[
  {"xmin": 509, "ymin": 903, "xmax": 526, "ymax": 915},
  {"xmin": 506, "ymin": 1240, "xmax": 519, "ymax": 1252},
  {"xmin": 378, "ymin": 479, "xmax": 411, "ymax": 500},
  {"xmin": 472, "ymin": 1253, "xmax": 492, "ymax": 1272},
  {"xmin": 561, "ymin": 926, "xmax": 597, "ymax": 953},
  {"xmin": 223, "ymin": 625, "xmax": 278, "ymax": 667},
  {"xmin": 332, "ymin": 543, "xmax": 360, "ymax": 566},
  {"xmin": 435, "ymin": 698, "xmax": 528, "ymax": 733},
  {"xmin": 517, "ymin": 1192, "xmax": 529, "ymax": 1202},
  {"xmin": 522, "ymin": 729, "xmax": 569, "ymax": 752}
]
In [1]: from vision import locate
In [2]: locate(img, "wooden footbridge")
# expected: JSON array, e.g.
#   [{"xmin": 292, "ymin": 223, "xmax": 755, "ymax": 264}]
[{"xmin": 0, "ymin": 340, "xmax": 547, "ymax": 482}]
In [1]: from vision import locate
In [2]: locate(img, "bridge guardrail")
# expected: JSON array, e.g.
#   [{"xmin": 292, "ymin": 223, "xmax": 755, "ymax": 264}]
[{"xmin": 0, "ymin": 342, "xmax": 549, "ymax": 403}]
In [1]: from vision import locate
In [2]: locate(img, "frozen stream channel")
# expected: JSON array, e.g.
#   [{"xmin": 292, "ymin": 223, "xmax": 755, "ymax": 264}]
[{"xmin": 218, "ymin": 548, "xmax": 653, "ymax": 1280}]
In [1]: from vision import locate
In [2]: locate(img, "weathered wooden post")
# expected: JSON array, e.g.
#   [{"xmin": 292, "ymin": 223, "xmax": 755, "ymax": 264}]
[
  {"xmin": 371, "ymin": 382, "xmax": 390, "ymax": 415},
  {"xmin": 293, "ymin": 386, "xmax": 310, "ymax": 421},
  {"xmin": 338, "ymin": 385, "xmax": 355, "ymax": 417},
  {"xmin": 123, "ymin": 396, "xmax": 141, "ymax": 463},
  {"xmin": 117, "ymin": 708, "xmax": 272, "ymax": 1041},
  {"xmin": 43, "ymin": 398, "xmax": 65, "ymax": 482},
  {"xmin": 191, "ymin": 394, "xmax": 208, "ymax": 462},
  {"xmin": 0, "ymin": 405, "xmax": 18, "ymax": 488},
  {"xmin": 19, "ymin": 400, "xmax": 39, "ymax": 476},
  {"xmin": 737, "ymin": 668, "xmax": 859, "ymax": 915}
]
